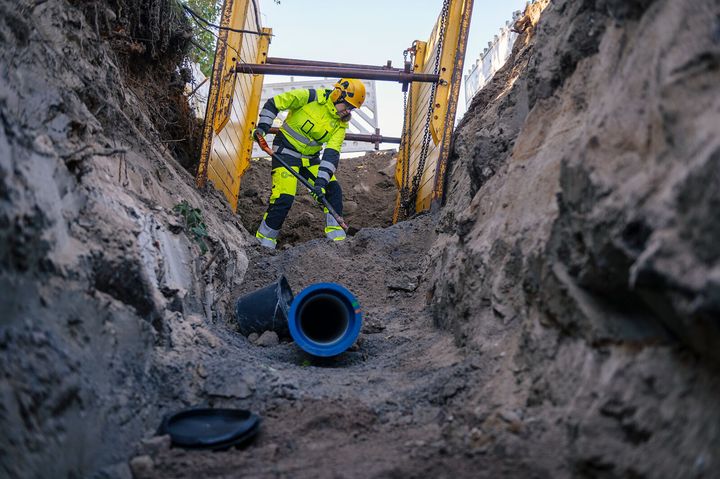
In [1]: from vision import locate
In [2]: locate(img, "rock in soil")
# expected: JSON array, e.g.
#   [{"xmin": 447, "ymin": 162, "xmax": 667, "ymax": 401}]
[
  {"xmin": 129, "ymin": 455, "xmax": 154, "ymax": 479},
  {"xmin": 139, "ymin": 435, "xmax": 171, "ymax": 456},
  {"xmin": 255, "ymin": 330, "xmax": 280, "ymax": 347}
]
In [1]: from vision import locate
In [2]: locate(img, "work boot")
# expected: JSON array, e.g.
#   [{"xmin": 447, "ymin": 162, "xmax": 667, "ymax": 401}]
[
  {"xmin": 256, "ymin": 220, "xmax": 279, "ymax": 249},
  {"xmin": 256, "ymin": 234, "xmax": 277, "ymax": 249},
  {"xmin": 324, "ymin": 214, "xmax": 346, "ymax": 242}
]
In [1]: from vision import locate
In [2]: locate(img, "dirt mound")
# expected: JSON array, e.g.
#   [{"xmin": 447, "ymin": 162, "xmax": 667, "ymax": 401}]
[
  {"xmin": 236, "ymin": 150, "xmax": 397, "ymax": 247},
  {"xmin": 132, "ymin": 216, "xmax": 538, "ymax": 478}
]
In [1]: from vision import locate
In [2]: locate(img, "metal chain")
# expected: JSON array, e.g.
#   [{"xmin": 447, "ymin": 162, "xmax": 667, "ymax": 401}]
[
  {"xmin": 399, "ymin": 48, "xmax": 414, "ymax": 209},
  {"xmin": 401, "ymin": 0, "xmax": 451, "ymax": 219}
]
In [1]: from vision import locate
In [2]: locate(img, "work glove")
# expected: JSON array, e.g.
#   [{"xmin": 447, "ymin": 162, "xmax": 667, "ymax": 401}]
[
  {"xmin": 252, "ymin": 128, "xmax": 270, "ymax": 151},
  {"xmin": 252, "ymin": 127, "xmax": 266, "ymax": 140},
  {"xmin": 310, "ymin": 183, "xmax": 326, "ymax": 203}
]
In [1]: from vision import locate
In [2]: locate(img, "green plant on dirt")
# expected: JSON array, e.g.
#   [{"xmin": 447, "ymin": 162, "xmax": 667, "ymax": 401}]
[
  {"xmin": 182, "ymin": 0, "xmax": 222, "ymax": 77},
  {"xmin": 173, "ymin": 200, "xmax": 210, "ymax": 254}
]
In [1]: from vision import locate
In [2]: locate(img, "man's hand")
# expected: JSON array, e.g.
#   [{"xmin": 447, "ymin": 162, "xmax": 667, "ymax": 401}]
[
  {"xmin": 310, "ymin": 184, "xmax": 326, "ymax": 203},
  {"xmin": 252, "ymin": 127, "xmax": 265, "ymax": 140},
  {"xmin": 253, "ymin": 121, "xmax": 271, "ymax": 139},
  {"xmin": 253, "ymin": 128, "xmax": 270, "ymax": 151}
]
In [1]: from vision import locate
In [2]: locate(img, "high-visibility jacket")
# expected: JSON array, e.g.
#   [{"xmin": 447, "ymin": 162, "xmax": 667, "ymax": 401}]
[{"xmin": 258, "ymin": 88, "xmax": 347, "ymax": 184}]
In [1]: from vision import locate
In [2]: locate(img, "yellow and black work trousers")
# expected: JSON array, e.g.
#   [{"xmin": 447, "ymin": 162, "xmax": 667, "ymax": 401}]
[{"xmin": 256, "ymin": 147, "xmax": 345, "ymax": 249}]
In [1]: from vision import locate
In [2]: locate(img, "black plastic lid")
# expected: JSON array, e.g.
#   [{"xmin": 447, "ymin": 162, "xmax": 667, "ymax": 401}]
[{"xmin": 158, "ymin": 408, "xmax": 261, "ymax": 450}]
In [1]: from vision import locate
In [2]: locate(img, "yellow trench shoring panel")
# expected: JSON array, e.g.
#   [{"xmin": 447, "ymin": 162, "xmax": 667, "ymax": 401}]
[
  {"xmin": 196, "ymin": 0, "xmax": 271, "ymax": 211},
  {"xmin": 394, "ymin": 0, "xmax": 473, "ymax": 221}
]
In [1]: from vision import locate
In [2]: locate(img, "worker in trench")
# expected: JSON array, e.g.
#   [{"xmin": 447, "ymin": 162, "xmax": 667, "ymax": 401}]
[{"xmin": 252, "ymin": 78, "xmax": 366, "ymax": 249}]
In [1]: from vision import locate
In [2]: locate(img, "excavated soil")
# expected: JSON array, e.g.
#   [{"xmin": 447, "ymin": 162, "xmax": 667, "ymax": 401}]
[
  {"xmin": 145, "ymin": 217, "xmax": 516, "ymax": 478},
  {"xmin": 136, "ymin": 216, "xmax": 551, "ymax": 478},
  {"xmin": 2, "ymin": 0, "xmax": 720, "ymax": 478},
  {"xmin": 236, "ymin": 150, "xmax": 397, "ymax": 247}
]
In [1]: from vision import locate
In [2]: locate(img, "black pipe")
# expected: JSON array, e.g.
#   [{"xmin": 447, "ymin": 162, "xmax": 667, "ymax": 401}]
[{"xmin": 233, "ymin": 63, "xmax": 440, "ymax": 84}]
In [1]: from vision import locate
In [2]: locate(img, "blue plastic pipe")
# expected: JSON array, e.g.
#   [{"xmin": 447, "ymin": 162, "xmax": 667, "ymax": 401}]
[{"xmin": 288, "ymin": 283, "xmax": 363, "ymax": 357}]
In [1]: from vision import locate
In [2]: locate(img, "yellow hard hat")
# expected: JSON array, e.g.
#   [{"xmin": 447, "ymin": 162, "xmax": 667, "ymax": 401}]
[{"xmin": 330, "ymin": 78, "xmax": 366, "ymax": 109}]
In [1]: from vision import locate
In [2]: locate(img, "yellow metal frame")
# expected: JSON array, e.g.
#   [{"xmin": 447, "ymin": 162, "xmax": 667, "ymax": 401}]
[
  {"xmin": 196, "ymin": 0, "xmax": 271, "ymax": 211},
  {"xmin": 393, "ymin": 0, "xmax": 474, "ymax": 221}
]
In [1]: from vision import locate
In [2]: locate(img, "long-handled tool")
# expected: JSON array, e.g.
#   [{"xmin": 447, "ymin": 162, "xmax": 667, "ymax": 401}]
[{"xmin": 253, "ymin": 131, "xmax": 359, "ymax": 236}]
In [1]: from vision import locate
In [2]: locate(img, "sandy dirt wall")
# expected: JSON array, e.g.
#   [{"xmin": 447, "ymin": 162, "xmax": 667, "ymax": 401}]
[
  {"xmin": 0, "ymin": 1, "xmax": 252, "ymax": 476},
  {"xmin": 430, "ymin": 0, "xmax": 720, "ymax": 476}
]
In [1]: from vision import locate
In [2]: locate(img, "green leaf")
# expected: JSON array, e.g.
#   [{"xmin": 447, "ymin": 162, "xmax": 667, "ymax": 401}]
[
  {"xmin": 183, "ymin": 0, "xmax": 223, "ymax": 76},
  {"xmin": 173, "ymin": 200, "xmax": 211, "ymax": 255}
]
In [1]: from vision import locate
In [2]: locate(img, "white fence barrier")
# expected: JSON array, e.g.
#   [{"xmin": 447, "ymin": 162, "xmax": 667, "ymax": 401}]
[{"xmin": 463, "ymin": 0, "xmax": 547, "ymax": 109}]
